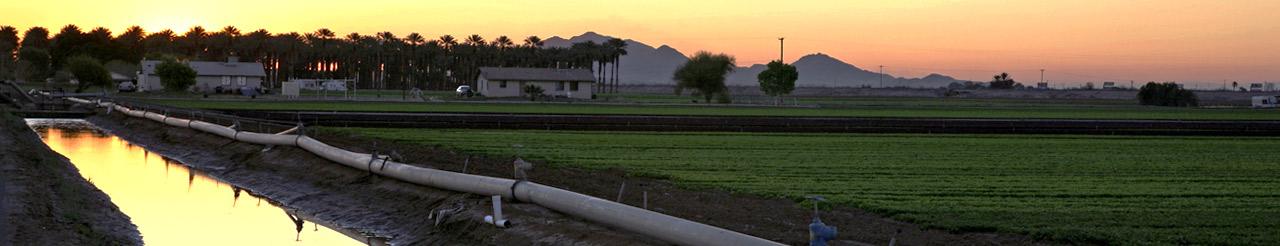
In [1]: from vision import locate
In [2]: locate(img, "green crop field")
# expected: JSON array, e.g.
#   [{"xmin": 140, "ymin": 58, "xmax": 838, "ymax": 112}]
[
  {"xmin": 140, "ymin": 98, "xmax": 1280, "ymax": 120},
  {"xmin": 324, "ymin": 128, "xmax": 1280, "ymax": 245}
]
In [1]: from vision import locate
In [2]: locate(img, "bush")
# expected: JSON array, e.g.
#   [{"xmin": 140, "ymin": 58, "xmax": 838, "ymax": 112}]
[
  {"xmin": 989, "ymin": 72, "xmax": 1020, "ymax": 89},
  {"xmin": 522, "ymin": 84, "xmax": 544, "ymax": 101},
  {"xmin": 155, "ymin": 60, "xmax": 196, "ymax": 92},
  {"xmin": 16, "ymin": 47, "xmax": 50, "ymax": 83},
  {"xmin": 66, "ymin": 55, "xmax": 111, "ymax": 93},
  {"xmin": 1137, "ymin": 82, "xmax": 1198, "ymax": 107}
]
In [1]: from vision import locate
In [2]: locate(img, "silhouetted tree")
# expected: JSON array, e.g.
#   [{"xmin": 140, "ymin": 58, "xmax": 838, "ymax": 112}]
[
  {"xmin": 2, "ymin": 24, "xmax": 637, "ymax": 94},
  {"xmin": 606, "ymin": 38, "xmax": 627, "ymax": 93},
  {"xmin": 757, "ymin": 60, "xmax": 798, "ymax": 105},
  {"xmin": 16, "ymin": 47, "xmax": 51, "ymax": 83},
  {"xmin": 989, "ymin": 72, "xmax": 1019, "ymax": 89},
  {"xmin": 155, "ymin": 60, "xmax": 196, "ymax": 92},
  {"xmin": 20, "ymin": 27, "xmax": 50, "ymax": 50},
  {"xmin": 66, "ymin": 55, "xmax": 111, "ymax": 92},
  {"xmin": 179, "ymin": 26, "xmax": 208, "ymax": 59},
  {"xmin": 1138, "ymin": 82, "xmax": 1198, "ymax": 107},
  {"xmin": 49, "ymin": 24, "xmax": 85, "ymax": 71},
  {"xmin": 116, "ymin": 26, "xmax": 146, "ymax": 62},
  {"xmin": 674, "ymin": 51, "xmax": 735, "ymax": 103},
  {"xmin": 522, "ymin": 84, "xmax": 544, "ymax": 101},
  {"xmin": 0, "ymin": 26, "xmax": 18, "ymax": 80}
]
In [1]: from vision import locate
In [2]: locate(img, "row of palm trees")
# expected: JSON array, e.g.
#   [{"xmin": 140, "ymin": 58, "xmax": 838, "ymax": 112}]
[{"xmin": 3, "ymin": 25, "xmax": 630, "ymax": 92}]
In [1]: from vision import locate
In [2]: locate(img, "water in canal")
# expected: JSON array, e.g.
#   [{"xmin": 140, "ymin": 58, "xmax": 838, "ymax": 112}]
[{"xmin": 29, "ymin": 119, "xmax": 365, "ymax": 246}]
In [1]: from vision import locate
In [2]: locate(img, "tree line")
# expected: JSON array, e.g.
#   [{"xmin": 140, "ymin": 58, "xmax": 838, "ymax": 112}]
[{"xmin": 0, "ymin": 25, "xmax": 630, "ymax": 92}]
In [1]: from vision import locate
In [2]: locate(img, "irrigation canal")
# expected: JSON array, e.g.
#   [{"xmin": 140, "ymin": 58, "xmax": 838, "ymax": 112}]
[{"xmin": 28, "ymin": 119, "xmax": 366, "ymax": 246}]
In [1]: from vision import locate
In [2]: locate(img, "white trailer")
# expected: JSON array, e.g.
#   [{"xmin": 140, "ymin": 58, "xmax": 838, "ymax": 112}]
[{"xmin": 1252, "ymin": 96, "xmax": 1279, "ymax": 108}]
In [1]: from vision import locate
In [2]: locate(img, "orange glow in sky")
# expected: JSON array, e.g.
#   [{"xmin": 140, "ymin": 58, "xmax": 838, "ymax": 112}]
[{"xmin": 6, "ymin": 0, "xmax": 1279, "ymax": 85}]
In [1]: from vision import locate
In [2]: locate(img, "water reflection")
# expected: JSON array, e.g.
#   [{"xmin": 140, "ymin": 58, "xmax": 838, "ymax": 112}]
[{"xmin": 31, "ymin": 120, "xmax": 365, "ymax": 246}]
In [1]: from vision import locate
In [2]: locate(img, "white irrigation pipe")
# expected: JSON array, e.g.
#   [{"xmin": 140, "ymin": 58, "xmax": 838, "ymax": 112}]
[{"xmin": 72, "ymin": 98, "xmax": 782, "ymax": 246}]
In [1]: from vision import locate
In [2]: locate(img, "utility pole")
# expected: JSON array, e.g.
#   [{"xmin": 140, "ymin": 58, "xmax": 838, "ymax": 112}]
[
  {"xmin": 879, "ymin": 65, "xmax": 885, "ymax": 88},
  {"xmin": 1040, "ymin": 69, "xmax": 1045, "ymax": 84},
  {"xmin": 778, "ymin": 37, "xmax": 785, "ymax": 63}
]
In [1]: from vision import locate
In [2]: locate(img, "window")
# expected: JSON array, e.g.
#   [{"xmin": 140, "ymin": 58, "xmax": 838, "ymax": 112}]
[
  {"xmin": 557, "ymin": 81, "xmax": 565, "ymax": 91},
  {"xmin": 500, "ymin": 81, "xmax": 507, "ymax": 88},
  {"xmin": 222, "ymin": 76, "xmax": 231, "ymax": 85},
  {"xmin": 570, "ymin": 82, "xmax": 579, "ymax": 91},
  {"xmin": 237, "ymin": 77, "xmax": 246, "ymax": 86}
]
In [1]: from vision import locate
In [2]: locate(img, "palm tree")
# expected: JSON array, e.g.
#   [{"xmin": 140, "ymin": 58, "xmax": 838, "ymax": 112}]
[
  {"xmin": 437, "ymin": 35, "xmax": 459, "ymax": 86},
  {"xmin": 438, "ymin": 35, "xmax": 457, "ymax": 49},
  {"xmin": 143, "ymin": 29, "xmax": 176, "ymax": 57},
  {"xmin": 206, "ymin": 26, "xmax": 239, "ymax": 61},
  {"xmin": 0, "ymin": 26, "xmax": 19, "ymax": 79},
  {"xmin": 462, "ymin": 34, "xmax": 486, "ymax": 86},
  {"xmin": 49, "ymin": 24, "xmax": 85, "ymax": 69},
  {"xmin": 376, "ymin": 31, "xmax": 401, "ymax": 90},
  {"xmin": 181, "ymin": 26, "xmax": 207, "ymax": 59},
  {"xmin": 49, "ymin": 25, "xmax": 649, "ymax": 94},
  {"xmin": 220, "ymin": 26, "xmax": 241, "ymax": 58},
  {"xmin": 313, "ymin": 28, "xmax": 336, "ymax": 77},
  {"xmin": 523, "ymin": 36, "xmax": 543, "ymax": 48},
  {"xmin": 240, "ymin": 29, "xmax": 270, "ymax": 62},
  {"xmin": 606, "ymin": 38, "xmax": 628, "ymax": 93},
  {"xmin": 493, "ymin": 36, "xmax": 514, "ymax": 67},
  {"xmin": 404, "ymin": 33, "xmax": 425, "ymax": 88},
  {"xmin": 493, "ymin": 36, "xmax": 513, "ymax": 49},
  {"xmin": 21, "ymin": 26, "xmax": 51, "ymax": 50},
  {"xmin": 464, "ymin": 34, "xmax": 485, "ymax": 46},
  {"xmin": 268, "ymin": 32, "xmax": 304, "ymax": 84},
  {"xmin": 116, "ymin": 26, "xmax": 146, "ymax": 62},
  {"xmin": 221, "ymin": 26, "xmax": 241, "ymax": 36}
]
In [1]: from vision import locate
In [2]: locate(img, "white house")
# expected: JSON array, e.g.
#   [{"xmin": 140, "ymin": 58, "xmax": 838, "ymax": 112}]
[
  {"xmin": 137, "ymin": 57, "xmax": 266, "ymax": 92},
  {"xmin": 476, "ymin": 67, "xmax": 595, "ymax": 99}
]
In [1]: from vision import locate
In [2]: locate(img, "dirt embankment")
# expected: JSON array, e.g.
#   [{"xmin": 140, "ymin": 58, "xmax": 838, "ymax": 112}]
[
  {"xmin": 0, "ymin": 111, "xmax": 141, "ymax": 246},
  {"xmin": 90, "ymin": 111, "xmax": 1044, "ymax": 246}
]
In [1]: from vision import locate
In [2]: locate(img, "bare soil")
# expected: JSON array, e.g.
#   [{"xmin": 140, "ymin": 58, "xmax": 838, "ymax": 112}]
[
  {"xmin": 88, "ymin": 111, "xmax": 1046, "ymax": 246},
  {"xmin": 0, "ymin": 111, "xmax": 141, "ymax": 246}
]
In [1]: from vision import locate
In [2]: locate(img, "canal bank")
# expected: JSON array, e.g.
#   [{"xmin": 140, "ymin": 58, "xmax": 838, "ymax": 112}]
[
  {"xmin": 0, "ymin": 111, "xmax": 141, "ymax": 246},
  {"xmin": 30, "ymin": 121, "xmax": 367, "ymax": 245},
  {"xmin": 85, "ymin": 111, "xmax": 665, "ymax": 245}
]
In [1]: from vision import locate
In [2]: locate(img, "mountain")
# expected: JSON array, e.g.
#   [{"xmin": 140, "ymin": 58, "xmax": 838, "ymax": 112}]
[
  {"xmin": 543, "ymin": 32, "xmax": 967, "ymax": 88},
  {"xmin": 544, "ymin": 32, "xmax": 689, "ymax": 84}
]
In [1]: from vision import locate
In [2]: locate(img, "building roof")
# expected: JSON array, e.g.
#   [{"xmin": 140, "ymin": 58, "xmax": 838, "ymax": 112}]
[
  {"xmin": 478, "ymin": 67, "xmax": 595, "ymax": 82},
  {"xmin": 109, "ymin": 72, "xmax": 132, "ymax": 81},
  {"xmin": 141, "ymin": 60, "xmax": 267, "ymax": 77}
]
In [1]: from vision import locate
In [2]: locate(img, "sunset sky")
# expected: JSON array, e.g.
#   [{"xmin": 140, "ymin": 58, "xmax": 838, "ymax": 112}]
[{"xmin": 7, "ymin": 0, "xmax": 1278, "ymax": 86}]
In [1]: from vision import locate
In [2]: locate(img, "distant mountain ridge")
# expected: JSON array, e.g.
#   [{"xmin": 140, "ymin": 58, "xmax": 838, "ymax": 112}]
[{"xmin": 544, "ymin": 32, "xmax": 969, "ymax": 88}]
